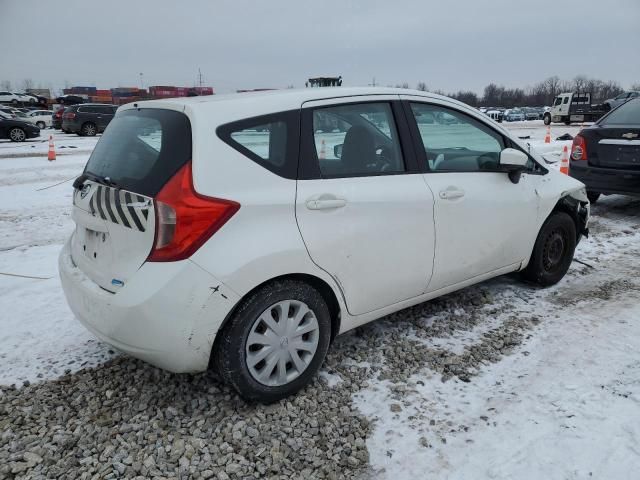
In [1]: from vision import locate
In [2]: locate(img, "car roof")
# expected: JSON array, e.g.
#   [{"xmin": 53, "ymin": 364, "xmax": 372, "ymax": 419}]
[{"xmin": 124, "ymin": 87, "xmax": 469, "ymax": 113}]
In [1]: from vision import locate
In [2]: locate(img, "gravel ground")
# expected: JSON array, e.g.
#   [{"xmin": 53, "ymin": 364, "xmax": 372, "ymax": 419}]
[{"xmin": 1, "ymin": 194, "xmax": 639, "ymax": 478}]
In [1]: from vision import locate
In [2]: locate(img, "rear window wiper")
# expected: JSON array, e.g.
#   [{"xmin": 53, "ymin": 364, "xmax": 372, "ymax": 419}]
[{"xmin": 77, "ymin": 172, "xmax": 120, "ymax": 189}]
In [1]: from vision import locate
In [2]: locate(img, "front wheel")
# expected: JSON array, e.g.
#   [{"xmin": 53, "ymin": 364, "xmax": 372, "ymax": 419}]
[
  {"xmin": 543, "ymin": 114, "xmax": 551, "ymax": 126},
  {"xmin": 214, "ymin": 280, "xmax": 332, "ymax": 403},
  {"xmin": 8, "ymin": 127, "xmax": 26, "ymax": 142},
  {"xmin": 522, "ymin": 212, "xmax": 576, "ymax": 286},
  {"xmin": 36, "ymin": 121, "xmax": 45, "ymax": 129}
]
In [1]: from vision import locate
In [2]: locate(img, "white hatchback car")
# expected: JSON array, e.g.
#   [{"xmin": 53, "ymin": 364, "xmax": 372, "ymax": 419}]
[{"xmin": 60, "ymin": 88, "xmax": 589, "ymax": 401}]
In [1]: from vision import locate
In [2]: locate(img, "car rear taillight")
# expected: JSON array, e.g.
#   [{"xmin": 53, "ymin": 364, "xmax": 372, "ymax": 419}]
[
  {"xmin": 55, "ymin": 111, "xmax": 62, "ymax": 118},
  {"xmin": 571, "ymin": 134, "xmax": 587, "ymax": 161},
  {"xmin": 63, "ymin": 112, "xmax": 76, "ymax": 120},
  {"xmin": 148, "ymin": 161, "xmax": 240, "ymax": 262}
]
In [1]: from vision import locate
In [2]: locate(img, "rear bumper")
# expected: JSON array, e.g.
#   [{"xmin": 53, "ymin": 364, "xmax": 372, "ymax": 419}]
[
  {"xmin": 61, "ymin": 120, "xmax": 81, "ymax": 132},
  {"xmin": 570, "ymin": 162, "xmax": 640, "ymax": 196},
  {"xmin": 58, "ymin": 240, "xmax": 241, "ymax": 373}
]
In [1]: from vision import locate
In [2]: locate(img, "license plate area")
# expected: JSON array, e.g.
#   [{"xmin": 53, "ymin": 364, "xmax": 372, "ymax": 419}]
[{"xmin": 83, "ymin": 228, "xmax": 109, "ymax": 261}]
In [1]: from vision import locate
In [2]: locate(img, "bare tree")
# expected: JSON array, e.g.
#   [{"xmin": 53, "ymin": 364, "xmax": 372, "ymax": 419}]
[
  {"xmin": 631, "ymin": 82, "xmax": 640, "ymax": 91},
  {"xmin": 0, "ymin": 80, "xmax": 11, "ymax": 91},
  {"xmin": 22, "ymin": 78, "xmax": 34, "ymax": 91},
  {"xmin": 416, "ymin": 82, "xmax": 428, "ymax": 91},
  {"xmin": 544, "ymin": 76, "xmax": 562, "ymax": 102}
]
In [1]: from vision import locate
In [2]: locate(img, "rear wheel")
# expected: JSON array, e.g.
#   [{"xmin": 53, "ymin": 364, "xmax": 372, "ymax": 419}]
[
  {"xmin": 8, "ymin": 127, "xmax": 26, "ymax": 142},
  {"xmin": 80, "ymin": 122, "xmax": 97, "ymax": 136},
  {"xmin": 522, "ymin": 212, "xmax": 576, "ymax": 286},
  {"xmin": 587, "ymin": 191, "xmax": 600, "ymax": 204},
  {"xmin": 215, "ymin": 279, "xmax": 332, "ymax": 403},
  {"xmin": 36, "ymin": 121, "xmax": 45, "ymax": 129}
]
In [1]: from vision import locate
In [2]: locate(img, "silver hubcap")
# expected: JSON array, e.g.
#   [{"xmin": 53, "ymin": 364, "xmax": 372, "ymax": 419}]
[
  {"xmin": 85, "ymin": 124, "xmax": 95, "ymax": 135},
  {"xmin": 246, "ymin": 300, "xmax": 319, "ymax": 387},
  {"xmin": 10, "ymin": 128, "xmax": 25, "ymax": 141}
]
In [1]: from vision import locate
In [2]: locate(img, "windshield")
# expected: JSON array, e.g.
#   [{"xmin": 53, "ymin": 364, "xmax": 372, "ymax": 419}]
[
  {"xmin": 84, "ymin": 108, "xmax": 192, "ymax": 196},
  {"xmin": 601, "ymin": 99, "xmax": 640, "ymax": 125}
]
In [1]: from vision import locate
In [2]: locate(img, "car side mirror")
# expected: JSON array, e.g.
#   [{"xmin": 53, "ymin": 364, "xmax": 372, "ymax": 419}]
[
  {"xmin": 334, "ymin": 144, "xmax": 343, "ymax": 159},
  {"xmin": 499, "ymin": 148, "xmax": 528, "ymax": 184}
]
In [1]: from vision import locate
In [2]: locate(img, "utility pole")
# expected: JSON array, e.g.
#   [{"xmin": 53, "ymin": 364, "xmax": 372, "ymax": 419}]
[
  {"xmin": 369, "ymin": 77, "xmax": 377, "ymax": 87},
  {"xmin": 139, "ymin": 72, "xmax": 144, "ymax": 89},
  {"xmin": 198, "ymin": 68, "xmax": 203, "ymax": 87}
]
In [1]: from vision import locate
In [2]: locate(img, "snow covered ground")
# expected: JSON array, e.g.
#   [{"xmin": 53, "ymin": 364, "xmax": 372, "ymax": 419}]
[
  {"xmin": 0, "ymin": 131, "xmax": 115, "ymax": 385},
  {"xmin": 1, "ymin": 121, "xmax": 639, "ymax": 478}
]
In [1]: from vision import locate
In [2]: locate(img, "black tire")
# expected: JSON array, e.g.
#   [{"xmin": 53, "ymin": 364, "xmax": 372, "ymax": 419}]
[
  {"xmin": 80, "ymin": 122, "xmax": 97, "ymax": 136},
  {"xmin": 543, "ymin": 114, "xmax": 551, "ymax": 126},
  {"xmin": 214, "ymin": 279, "xmax": 332, "ymax": 403},
  {"xmin": 10, "ymin": 99, "xmax": 18, "ymax": 105},
  {"xmin": 8, "ymin": 127, "xmax": 26, "ymax": 142},
  {"xmin": 36, "ymin": 121, "xmax": 45, "ymax": 129},
  {"xmin": 522, "ymin": 212, "xmax": 576, "ymax": 286},
  {"xmin": 587, "ymin": 191, "xmax": 600, "ymax": 204}
]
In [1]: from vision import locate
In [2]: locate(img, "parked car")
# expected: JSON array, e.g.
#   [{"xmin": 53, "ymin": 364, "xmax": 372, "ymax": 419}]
[
  {"xmin": 0, "ymin": 115, "xmax": 40, "ymax": 141},
  {"xmin": 52, "ymin": 106, "xmax": 66, "ymax": 130},
  {"xmin": 0, "ymin": 107, "xmax": 17, "ymax": 118},
  {"xmin": 485, "ymin": 109, "xmax": 503, "ymax": 122},
  {"xmin": 60, "ymin": 88, "xmax": 590, "ymax": 402},
  {"xmin": 13, "ymin": 92, "xmax": 38, "ymax": 104},
  {"xmin": 503, "ymin": 108, "xmax": 525, "ymax": 121},
  {"xmin": 61, "ymin": 104, "xmax": 117, "ymax": 136},
  {"xmin": 603, "ymin": 91, "xmax": 640, "ymax": 111},
  {"xmin": 26, "ymin": 110, "xmax": 53, "ymax": 129},
  {"xmin": 0, "ymin": 91, "xmax": 24, "ymax": 104},
  {"xmin": 56, "ymin": 95, "xmax": 85, "ymax": 106},
  {"xmin": 569, "ymin": 97, "xmax": 640, "ymax": 202}
]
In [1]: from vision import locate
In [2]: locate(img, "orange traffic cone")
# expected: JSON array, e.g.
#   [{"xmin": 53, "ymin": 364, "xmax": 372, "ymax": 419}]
[
  {"xmin": 319, "ymin": 139, "xmax": 326, "ymax": 160},
  {"xmin": 47, "ymin": 135, "xmax": 56, "ymax": 161},
  {"xmin": 559, "ymin": 145, "xmax": 569, "ymax": 175},
  {"xmin": 544, "ymin": 126, "xmax": 551, "ymax": 144}
]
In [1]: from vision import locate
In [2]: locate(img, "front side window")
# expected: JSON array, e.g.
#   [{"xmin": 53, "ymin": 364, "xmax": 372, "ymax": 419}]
[
  {"xmin": 563, "ymin": 97, "xmax": 569, "ymax": 104},
  {"xmin": 311, "ymin": 102, "xmax": 404, "ymax": 177},
  {"xmin": 553, "ymin": 97, "xmax": 563, "ymax": 106},
  {"xmin": 410, "ymin": 103, "xmax": 504, "ymax": 172}
]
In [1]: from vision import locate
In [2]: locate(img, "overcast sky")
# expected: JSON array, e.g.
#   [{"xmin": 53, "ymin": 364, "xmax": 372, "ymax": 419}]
[{"xmin": 2, "ymin": 0, "xmax": 639, "ymax": 94}]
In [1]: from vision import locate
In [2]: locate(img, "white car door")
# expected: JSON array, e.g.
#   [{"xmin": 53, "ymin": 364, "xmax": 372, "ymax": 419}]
[
  {"xmin": 402, "ymin": 98, "xmax": 542, "ymax": 292},
  {"xmin": 295, "ymin": 97, "xmax": 435, "ymax": 316}
]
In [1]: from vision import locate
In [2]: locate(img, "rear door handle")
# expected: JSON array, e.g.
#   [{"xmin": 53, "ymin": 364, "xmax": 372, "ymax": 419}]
[
  {"xmin": 306, "ymin": 196, "xmax": 347, "ymax": 210},
  {"xmin": 439, "ymin": 188, "xmax": 465, "ymax": 200}
]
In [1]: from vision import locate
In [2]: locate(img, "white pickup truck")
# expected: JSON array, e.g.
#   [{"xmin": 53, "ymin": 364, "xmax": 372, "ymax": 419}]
[{"xmin": 543, "ymin": 92, "xmax": 608, "ymax": 125}]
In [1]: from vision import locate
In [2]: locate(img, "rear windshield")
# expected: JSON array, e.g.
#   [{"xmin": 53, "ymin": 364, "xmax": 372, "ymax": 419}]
[
  {"xmin": 84, "ymin": 108, "xmax": 191, "ymax": 196},
  {"xmin": 601, "ymin": 99, "xmax": 640, "ymax": 125}
]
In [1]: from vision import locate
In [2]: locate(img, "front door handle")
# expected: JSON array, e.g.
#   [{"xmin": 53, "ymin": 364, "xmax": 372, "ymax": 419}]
[
  {"xmin": 306, "ymin": 196, "xmax": 347, "ymax": 210},
  {"xmin": 439, "ymin": 188, "xmax": 465, "ymax": 200}
]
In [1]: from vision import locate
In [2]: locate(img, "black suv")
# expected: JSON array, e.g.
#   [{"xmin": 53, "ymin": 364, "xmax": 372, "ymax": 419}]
[{"xmin": 61, "ymin": 104, "xmax": 117, "ymax": 136}]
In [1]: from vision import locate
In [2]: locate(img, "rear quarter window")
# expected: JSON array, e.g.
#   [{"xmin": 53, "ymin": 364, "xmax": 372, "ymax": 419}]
[
  {"xmin": 217, "ymin": 110, "xmax": 300, "ymax": 179},
  {"xmin": 601, "ymin": 99, "xmax": 640, "ymax": 125}
]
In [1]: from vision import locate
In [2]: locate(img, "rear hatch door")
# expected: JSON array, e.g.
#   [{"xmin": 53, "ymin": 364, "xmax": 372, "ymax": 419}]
[{"xmin": 70, "ymin": 107, "xmax": 192, "ymax": 292}]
